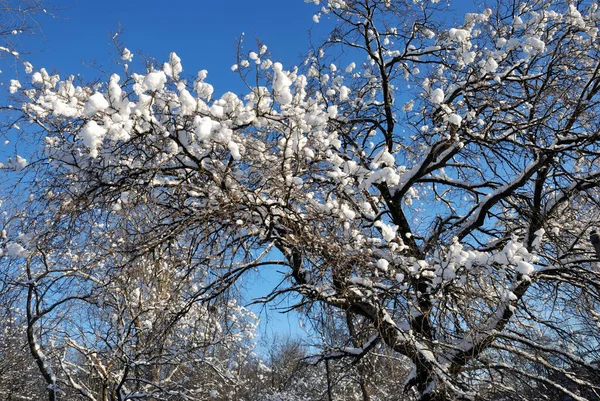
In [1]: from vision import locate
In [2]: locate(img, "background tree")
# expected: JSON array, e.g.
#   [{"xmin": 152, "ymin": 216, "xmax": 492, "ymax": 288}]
[{"xmin": 6, "ymin": 0, "xmax": 600, "ymax": 400}]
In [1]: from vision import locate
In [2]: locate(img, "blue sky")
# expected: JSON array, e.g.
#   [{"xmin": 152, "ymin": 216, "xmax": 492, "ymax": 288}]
[{"xmin": 23, "ymin": 0, "xmax": 330, "ymax": 90}]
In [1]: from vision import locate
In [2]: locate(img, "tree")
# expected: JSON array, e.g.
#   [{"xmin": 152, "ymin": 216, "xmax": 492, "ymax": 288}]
[
  {"xmin": 8, "ymin": 0, "xmax": 600, "ymax": 399},
  {"xmin": 1, "ymin": 192, "xmax": 260, "ymax": 400}
]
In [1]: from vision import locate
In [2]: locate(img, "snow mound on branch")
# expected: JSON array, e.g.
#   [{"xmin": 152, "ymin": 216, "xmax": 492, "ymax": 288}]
[
  {"xmin": 6, "ymin": 155, "xmax": 28, "ymax": 171},
  {"xmin": 164, "ymin": 52, "xmax": 183, "ymax": 79},
  {"xmin": 228, "ymin": 141, "xmax": 241, "ymax": 160},
  {"xmin": 121, "ymin": 48, "xmax": 133, "ymax": 62},
  {"xmin": 448, "ymin": 28, "xmax": 470, "ymax": 42},
  {"xmin": 430, "ymin": 88, "xmax": 444, "ymax": 104},
  {"xmin": 516, "ymin": 261, "xmax": 535, "ymax": 275},
  {"xmin": 377, "ymin": 259, "xmax": 389, "ymax": 272},
  {"xmin": 272, "ymin": 62, "xmax": 293, "ymax": 105},
  {"xmin": 6, "ymin": 242, "xmax": 27, "ymax": 258},
  {"xmin": 447, "ymin": 113, "xmax": 462, "ymax": 127},
  {"xmin": 80, "ymin": 121, "xmax": 106, "ymax": 158},
  {"xmin": 83, "ymin": 93, "xmax": 109, "ymax": 117},
  {"xmin": 143, "ymin": 71, "xmax": 167, "ymax": 91}
]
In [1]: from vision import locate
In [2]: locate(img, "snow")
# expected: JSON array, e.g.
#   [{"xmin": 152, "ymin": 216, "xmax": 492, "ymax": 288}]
[
  {"xmin": 164, "ymin": 52, "xmax": 183, "ymax": 79},
  {"xmin": 376, "ymin": 259, "xmax": 389, "ymax": 272},
  {"xmin": 513, "ymin": 16, "xmax": 524, "ymax": 28},
  {"xmin": 372, "ymin": 148, "xmax": 395, "ymax": 168},
  {"xmin": 83, "ymin": 93, "xmax": 110, "ymax": 117},
  {"xmin": 448, "ymin": 28, "xmax": 469, "ymax": 42},
  {"xmin": 430, "ymin": 88, "xmax": 444, "ymax": 104},
  {"xmin": 374, "ymin": 220, "xmax": 398, "ymax": 242},
  {"xmin": 143, "ymin": 71, "xmax": 167, "ymax": 91},
  {"xmin": 121, "ymin": 48, "xmax": 134, "ymax": 62},
  {"xmin": 210, "ymin": 104, "xmax": 224, "ymax": 118},
  {"xmin": 348, "ymin": 277, "xmax": 373, "ymax": 288},
  {"xmin": 339, "ymin": 203, "xmax": 355, "ymax": 220},
  {"xmin": 272, "ymin": 62, "xmax": 293, "ymax": 105},
  {"xmin": 32, "ymin": 70, "xmax": 45, "ymax": 85},
  {"xmin": 23, "ymin": 61, "xmax": 33, "ymax": 73},
  {"xmin": 80, "ymin": 121, "xmax": 107, "ymax": 158},
  {"xmin": 447, "ymin": 113, "xmax": 462, "ymax": 126},
  {"xmin": 516, "ymin": 260, "xmax": 535, "ymax": 275},
  {"xmin": 6, "ymin": 155, "xmax": 27, "ymax": 171},
  {"xmin": 339, "ymin": 86, "xmax": 350, "ymax": 101},
  {"xmin": 484, "ymin": 58, "xmax": 498, "ymax": 73},
  {"xmin": 179, "ymin": 89, "xmax": 197, "ymax": 115},
  {"xmin": 327, "ymin": 105, "xmax": 338, "ymax": 118},
  {"xmin": 462, "ymin": 51, "xmax": 476, "ymax": 64},
  {"xmin": 524, "ymin": 37, "xmax": 545, "ymax": 53},
  {"xmin": 532, "ymin": 228, "xmax": 545, "ymax": 249},
  {"xmin": 228, "ymin": 141, "xmax": 241, "ymax": 160},
  {"xmin": 6, "ymin": 242, "xmax": 27, "ymax": 257},
  {"xmin": 195, "ymin": 116, "xmax": 215, "ymax": 141},
  {"xmin": 195, "ymin": 70, "xmax": 214, "ymax": 100},
  {"xmin": 9, "ymin": 79, "xmax": 20, "ymax": 94}
]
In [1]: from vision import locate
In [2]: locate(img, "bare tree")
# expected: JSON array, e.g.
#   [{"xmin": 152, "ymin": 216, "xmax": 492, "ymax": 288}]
[{"xmin": 8, "ymin": 0, "xmax": 600, "ymax": 400}]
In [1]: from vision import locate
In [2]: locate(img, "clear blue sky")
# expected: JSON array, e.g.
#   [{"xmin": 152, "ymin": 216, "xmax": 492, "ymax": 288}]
[{"xmin": 23, "ymin": 0, "xmax": 330, "ymax": 91}]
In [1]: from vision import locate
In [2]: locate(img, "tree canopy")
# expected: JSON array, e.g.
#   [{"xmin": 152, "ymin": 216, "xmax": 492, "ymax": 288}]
[{"xmin": 3, "ymin": 0, "xmax": 600, "ymax": 400}]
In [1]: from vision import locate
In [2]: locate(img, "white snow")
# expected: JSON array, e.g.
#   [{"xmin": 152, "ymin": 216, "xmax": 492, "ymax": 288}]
[
  {"xmin": 339, "ymin": 86, "xmax": 350, "ymax": 101},
  {"xmin": 448, "ymin": 28, "xmax": 470, "ymax": 42},
  {"xmin": 532, "ymin": 228, "xmax": 545, "ymax": 249},
  {"xmin": 23, "ymin": 61, "xmax": 33, "ymax": 74},
  {"xmin": 340, "ymin": 203, "xmax": 356, "ymax": 220},
  {"xmin": 513, "ymin": 16, "xmax": 524, "ymax": 28},
  {"xmin": 164, "ymin": 52, "xmax": 183, "ymax": 79},
  {"xmin": 228, "ymin": 141, "xmax": 241, "ymax": 160},
  {"xmin": 516, "ymin": 260, "xmax": 535, "ymax": 275},
  {"xmin": 327, "ymin": 105, "xmax": 338, "ymax": 118},
  {"xmin": 195, "ymin": 116, "xmax": 214, "ymax": 141},
  {"xmin": 462, "ymin": 51, "xmax": 476, "ymax": 65},
  {"xmin": 83, "ymin": 93, "xmax": 110, "ymax": 117},
  {"xmin": 484, "ymin": 58, "xmax": 498, "ymax": 73},
  {"xmin": 195, "ymin": 70, "xmax": 214, "ymax": 100},
  {"xmin": 524, "ymin": 37, "xmax": 545, "ymax": 53},
  {"xmin": 6, "ymin": 155, "xmax": 27, "ymax": 171},
  {"xmin": 121, "ymin": 48, "xmax": 134, "ymax": 62},
  {"xmin": 430, "ymin": 88, "xmax": 444, "ymax": 104},
  {"xmin": 447, "ymin": 113, "xmax": 462, "ymax": 126},
  {"xmin": 372, "ymin": 148, "xmax": 395, "ymax": 168},
  {"xmin": 80, "ymin": 121, "xmax": 107, "ymax": 158},
  {"xmin": 143, "ymin": 71, "xmax": 167, "ymax": 91},
  {"xmin": 9, "ymin": 79, "xmax": 20, "ymax": 94},
  {"xmin": 374, "ymin": 220, "xmax": 398, "ymax": 242},
  {"xmin": 377, "ymin": 259, "xmax": 389, "ymax": 272},
  {"xmin": 6, "ymin": 242, "xmax": 27, "ymax": 257}
]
